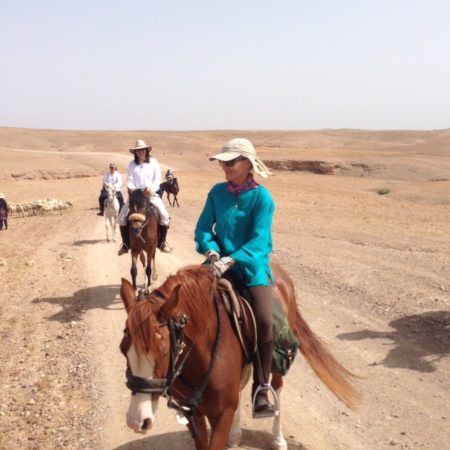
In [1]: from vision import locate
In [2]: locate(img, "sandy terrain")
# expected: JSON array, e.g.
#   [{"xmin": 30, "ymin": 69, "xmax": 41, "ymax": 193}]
[{"xmin": 0, "ymin": 127, "xmax": 449, "ymax": 450}]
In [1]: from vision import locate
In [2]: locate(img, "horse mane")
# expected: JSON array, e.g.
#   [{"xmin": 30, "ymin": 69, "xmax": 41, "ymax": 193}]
[
  {"xmin": 126, "ymin": 297, "xmax": 160, "ymax": 356},
  {"xmin": 156, "ymin": 265, "xmax": 217, "ymax": 338},
  {"xmin": 127, "ymin": 265, "xmax": 216, "ymax": 355},
  {"xmin": 130, "ymin": 189, "xmax": 146, "ymax": 211}
]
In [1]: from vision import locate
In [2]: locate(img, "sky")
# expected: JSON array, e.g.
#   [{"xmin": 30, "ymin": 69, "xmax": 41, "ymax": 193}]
[{"xmin": 1, "ymin": 0, "xmax": 449, "ymax": 131}]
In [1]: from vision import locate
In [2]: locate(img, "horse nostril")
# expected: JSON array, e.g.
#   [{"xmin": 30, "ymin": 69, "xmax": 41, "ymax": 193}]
[{"xmin": 142, "ymin": 418, "xmax": 151, "ymax": 430}]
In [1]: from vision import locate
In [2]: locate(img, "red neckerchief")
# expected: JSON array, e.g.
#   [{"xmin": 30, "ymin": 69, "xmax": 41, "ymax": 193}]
[{"xmin": 226, "ymin": 174, "xmax": 259, "ymax": 194}]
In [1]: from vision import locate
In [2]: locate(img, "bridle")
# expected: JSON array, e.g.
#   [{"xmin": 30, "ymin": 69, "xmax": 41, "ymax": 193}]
[
  {"xmin": 123, "ymin": 284, "xmax": 222, "ymax": 437},
  {"xmin": 124, "ymin": 313, "xmax": 190, "ymax": 397}
]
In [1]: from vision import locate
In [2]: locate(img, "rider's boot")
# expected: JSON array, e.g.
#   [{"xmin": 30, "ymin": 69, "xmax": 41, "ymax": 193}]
[
  {"xmin": 157, "ymin": 225, "xmax": 172, "ymax": 253},
  {"xmin": 118, "ymin": 225, "xmax": 130, "ymax": 255},
  {"xmin": 252, "ymin": 340, "xmax": 276, "ymax": 417},
  {"xmin": 98, "ymin": 196, "xmax": 104, "ymax": 216}
]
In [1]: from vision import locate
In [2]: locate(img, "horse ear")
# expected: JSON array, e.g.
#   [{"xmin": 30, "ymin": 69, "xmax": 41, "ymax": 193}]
[
  {"xmin": 120, "ymin": 278, "xmax": 135, "ymax": 313},
  {"xmin": 158, "ymin": 284, "xmax": 182, "ymax": 322}
]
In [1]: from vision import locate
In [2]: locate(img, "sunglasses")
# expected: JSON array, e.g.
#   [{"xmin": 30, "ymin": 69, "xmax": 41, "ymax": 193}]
[{"xmin": 219, "ymin": 156, "xmax": 246, "ymax": 167}]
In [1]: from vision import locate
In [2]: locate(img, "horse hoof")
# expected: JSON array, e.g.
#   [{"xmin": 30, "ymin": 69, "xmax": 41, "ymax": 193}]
[
  {"xmin": 271, "ymin": 440, "xmax": 287, "ymax": 450},
  {"xmin": 227, "ymin": 430, "xmax": 242, "ymax": 448}
]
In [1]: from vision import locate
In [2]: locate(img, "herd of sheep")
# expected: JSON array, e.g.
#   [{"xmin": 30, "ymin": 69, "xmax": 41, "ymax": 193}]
[{"xmin": 8, "ymin": 198, "xmax": 74, "ymax": 217}]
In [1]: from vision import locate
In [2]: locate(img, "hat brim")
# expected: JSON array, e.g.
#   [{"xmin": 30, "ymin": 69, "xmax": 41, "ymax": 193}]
[
  {"xmin": 210, "ymin": 151, "xmax": 269, "ymax": 179},
  {"xmin": 129, "ymin": 147, "xmax": 151, "ymax": 153},
  {"xmin": 209, "ymin": 151, "xmax": 242, "ymax": 162}
]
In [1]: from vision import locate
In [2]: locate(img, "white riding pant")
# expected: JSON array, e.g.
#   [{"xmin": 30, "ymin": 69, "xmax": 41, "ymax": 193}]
[{"xmin": 118, "ymin": 194, "xmax": 170, "ymax": 227}]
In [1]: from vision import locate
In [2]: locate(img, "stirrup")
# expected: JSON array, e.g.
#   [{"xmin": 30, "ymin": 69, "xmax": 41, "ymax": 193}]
[{"xmin": 252, "ymin": 384, "xmax": 280, "ymax": 419}]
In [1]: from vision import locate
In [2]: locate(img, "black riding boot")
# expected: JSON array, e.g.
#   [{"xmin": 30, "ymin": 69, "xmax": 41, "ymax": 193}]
[
  {"xmin": 118, "ymin": 225, "xmax": 130, "ymax": 255},
  {"xmin": 98, "ymin": 194, "xmax": 106, "ymax": 215},
  {"xmin": 157, "ymin": 225, "xmax": 172, "ymax": 253}
]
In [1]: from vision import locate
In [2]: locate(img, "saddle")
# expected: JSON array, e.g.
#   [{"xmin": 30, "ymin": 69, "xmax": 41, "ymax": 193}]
[
  {"xmin": 217, "ymin": 278, "xmax": 257, "ymax": 363},
  {"xmin": 218, "ymin": 272, "xmax": 299, "ymax": 375}
]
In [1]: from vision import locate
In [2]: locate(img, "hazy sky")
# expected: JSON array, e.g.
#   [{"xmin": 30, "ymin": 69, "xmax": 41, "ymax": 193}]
[{"xmin": 1, "ymin": 0, "xmax": 449, "ymax": 130}]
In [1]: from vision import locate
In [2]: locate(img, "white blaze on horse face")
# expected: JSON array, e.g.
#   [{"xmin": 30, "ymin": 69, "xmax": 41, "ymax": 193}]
[{"xmin": 126, "ymin": 344, "xmax": 160, "ymax": 433}]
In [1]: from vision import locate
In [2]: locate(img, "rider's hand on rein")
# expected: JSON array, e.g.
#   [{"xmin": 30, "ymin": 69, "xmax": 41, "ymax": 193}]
[
  {"xmin": 211, "ymin": 257, "xmax": 235, "ymax": 278},
  {"xmin": 205, "ymin": 249, "xmax": 220, "ymax": 264},
  {"xmin": 144, "ymin": 187, "xmax": 154, "ymax": 197}
]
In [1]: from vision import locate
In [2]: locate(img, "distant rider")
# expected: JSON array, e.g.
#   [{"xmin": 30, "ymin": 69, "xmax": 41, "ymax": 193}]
[
  {"xmin": 117, "ymin": 140, "xmax": 172, "ymax": 255},
  {"xmin": 165, "ymin": 168, "xmax": 175, "ymax": 183},
  {"xmin": 98, "ymin": 163, "xmax": 124, "ymax": 216},
  {"xmin": 0, "ymin": 193, "xmax": 9, "ymax": 231}
]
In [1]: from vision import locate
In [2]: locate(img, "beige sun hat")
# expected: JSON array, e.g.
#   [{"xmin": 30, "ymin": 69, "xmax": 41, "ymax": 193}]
[
  {"xmin": 129, "ymin": 139, "xmax": 152, "ymax": 153},
  {"xmin": 210, "ymin": 138, "xmax": 272, "ymax": 178}
]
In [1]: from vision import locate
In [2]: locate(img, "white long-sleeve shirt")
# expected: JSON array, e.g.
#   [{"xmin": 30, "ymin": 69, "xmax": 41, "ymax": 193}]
[
  {"xmin": 103, "ymin": 171, "xmax": 122, "ymax": 191},
  {"xmin": 126, "ymin": 158, "xmax": 162, "ymax": 193}
]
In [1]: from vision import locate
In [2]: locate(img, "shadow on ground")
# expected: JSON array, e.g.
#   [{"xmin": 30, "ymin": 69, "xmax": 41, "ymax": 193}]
[
  {"xmin": 111, "ymin": 427, "xmax": 307, "ymax": 450},
  {"xmin": 337, "ymin": 310, "xmax": 450, "ymax": 372},
  {"xmin": 32, "ymin": 284, "xmax": 122, "ymax": 323},
  {"xmin": 71, "ymin": 239, "xmax": 105, "ymax": 246}
]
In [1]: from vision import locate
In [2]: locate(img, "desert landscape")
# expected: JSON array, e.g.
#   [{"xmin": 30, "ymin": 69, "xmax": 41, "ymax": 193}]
[{"xmin": 0, "ymin": 127, "xmax": 449, "ymax": 450}]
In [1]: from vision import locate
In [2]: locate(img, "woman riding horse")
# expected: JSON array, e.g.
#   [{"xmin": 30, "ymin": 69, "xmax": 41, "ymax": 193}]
[
  {"xmin": 117, "ymin": 140, "xmax": 172, "ymax": 255},
  {"xmin": 195, "ymin": 138, "xmax": 276, "ymax": 416},
  {"xmin": 98, "ymin": 163, "xmax": 124, "ymax": 216}
]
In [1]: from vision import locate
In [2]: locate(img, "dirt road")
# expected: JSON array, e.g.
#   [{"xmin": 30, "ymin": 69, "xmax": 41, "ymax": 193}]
[{"xmin": 0, "ymin": 130, "xmax": 449, "ymax": 450}]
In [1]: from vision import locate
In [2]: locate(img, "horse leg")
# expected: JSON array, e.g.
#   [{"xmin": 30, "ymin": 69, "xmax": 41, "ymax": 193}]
[
  {"xmin": 105, "ymin": 218, "xmax": 110, "ymax": 242},
  {"xmin": 188, "ymin": 414, "xmax": 208, "ymax": 450},
  {"xmin": 227, "ymin": 399, "xmax": 243, "ymax": 447},
  {"xmin": 112, "ymin": 217, "xmax": 117, "ymax": 242},
  {"xmin": 174, "ymin": 195, "xmax": 179, "ymax": 207},
  {"xmin": 208, "ymin": 407, "xmax": 238, "ymax": 450},
  {"xmin": 145, "ymin": 251, "xmax": 152, "ymax": 288},
  {"xmin": 130, "ymin": 254, "xmax": 138, "ymax": 290},
  {"xmin": 151, "ymin": 254, "xmax": 158, "ymax": 281},
  {"xmin": 270, "ymin": 373, "xmax": 287, "ymax": 450}
]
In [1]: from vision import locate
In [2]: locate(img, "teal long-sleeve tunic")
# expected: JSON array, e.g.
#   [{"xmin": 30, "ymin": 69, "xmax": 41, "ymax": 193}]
[{"xmin": 195, "ymin": 182, "xmax": 274, "ymax": 287}]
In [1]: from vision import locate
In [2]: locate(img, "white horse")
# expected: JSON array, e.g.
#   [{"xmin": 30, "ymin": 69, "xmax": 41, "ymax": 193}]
[{"xmin": 104, "ymin": 183, "xmax": 120, "ymax": 242}]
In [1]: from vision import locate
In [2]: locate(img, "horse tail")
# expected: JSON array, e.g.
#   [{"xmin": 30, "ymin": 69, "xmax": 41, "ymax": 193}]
[{"xmin": 293, "ymin": 307, "xmax": 361, "ymax": 410}]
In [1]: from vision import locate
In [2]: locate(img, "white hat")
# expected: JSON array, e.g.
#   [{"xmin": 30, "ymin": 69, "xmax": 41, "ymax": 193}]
[
  {"xmin": 210, "ymin": 138, "xmax": 272, "ymax": 178},
  {"xmin": 129, "ymin": 139, "xmax": 152, "ymax": 153}
]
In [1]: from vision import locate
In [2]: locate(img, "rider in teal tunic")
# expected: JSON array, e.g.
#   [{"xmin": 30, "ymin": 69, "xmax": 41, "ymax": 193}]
[
  {"xmin": 194, "ymin": 137, "xmax": 277, "ymax": 417},
  {"xmin": 195, "ymin": 182, "xmax": 274, "ymax": 287}
]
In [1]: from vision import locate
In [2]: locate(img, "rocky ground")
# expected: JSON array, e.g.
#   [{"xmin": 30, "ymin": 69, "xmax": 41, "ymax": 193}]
[{"xmin": 0, "ymin": 128, "xmax": 449, "ymax": 450}]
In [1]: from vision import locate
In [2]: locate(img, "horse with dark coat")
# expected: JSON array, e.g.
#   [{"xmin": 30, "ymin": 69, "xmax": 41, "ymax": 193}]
[
  {"xmin": 127, "ymin": 189, "xmax": 159, "ymax": 289},
  {"xmin": 159, "ymin": 178, "xmax": 180, "ymax": 207}
]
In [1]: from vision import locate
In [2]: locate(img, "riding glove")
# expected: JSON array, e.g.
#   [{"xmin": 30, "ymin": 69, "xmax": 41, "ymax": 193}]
[
  {"xmin": 144, "ymin": 187, "xmax": 154, "ymax": 197},
  {"xmin": 211, "ymin": 257, "xmax": 235, "ymax": 278},
  {"xmin": 205, "ymin": 249, "xmax": 220, "ymax": 264}
]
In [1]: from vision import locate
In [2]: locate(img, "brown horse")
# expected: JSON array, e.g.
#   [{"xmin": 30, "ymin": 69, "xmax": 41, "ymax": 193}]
[
  {"xmin": 119, "ymin": 263, "xmax": 361, "ymax": 450},
  {"xmin": 159, "ymin": 178, "xmax": 180, "ymax": 207},
  {"xmin": 128, "ymin": 189, "xmax": 158, "ymax": 289}
]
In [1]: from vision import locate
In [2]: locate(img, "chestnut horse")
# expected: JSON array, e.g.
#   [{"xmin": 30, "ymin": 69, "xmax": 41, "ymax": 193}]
[
  {"xmin": 159, "ymin": 178, "xmax": 180, "ymax": 207},
  {"xmin": 119, "ymin": 263, "xmax": 361, "ymax": 450},
  {"xmin": 128, "ymin": 189, "xmax": 158, "ymax": 289}
]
